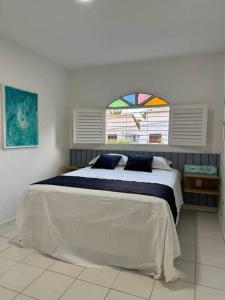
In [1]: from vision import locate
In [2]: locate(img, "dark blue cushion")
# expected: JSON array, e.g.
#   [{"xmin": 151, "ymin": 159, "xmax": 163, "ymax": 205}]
[
  {"xmin": 91, "ymin": 154, "xmax": 121, "ymax": 169},
  {"xmin": 124, "ymin": 155, "xmax": 153, "ymax": 172}
]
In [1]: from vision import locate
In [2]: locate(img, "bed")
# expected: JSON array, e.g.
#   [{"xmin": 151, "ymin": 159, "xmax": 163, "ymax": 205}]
[{"xmin": 16, "ymin": 165, "xmax": 184, "ymax": 282}]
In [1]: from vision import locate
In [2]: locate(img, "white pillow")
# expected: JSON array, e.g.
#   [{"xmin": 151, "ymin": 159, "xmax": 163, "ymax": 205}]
[
  {"xmin": 89, "ymin": 153, "xmax": 128, "ymax": 166},
  {"xmin": 152, "ymin": 156, "xmax": 172, "ymax": 170}
]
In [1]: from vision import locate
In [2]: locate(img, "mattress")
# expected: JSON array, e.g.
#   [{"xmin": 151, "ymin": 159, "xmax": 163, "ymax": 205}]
[{"xmin": 17, "ymin": 167, "xmax": 184, "ymax": 282}]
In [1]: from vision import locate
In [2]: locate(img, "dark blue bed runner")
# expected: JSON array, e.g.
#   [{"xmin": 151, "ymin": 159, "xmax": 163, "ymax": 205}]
[{"xmin": 34, "ymin": 176, "xmax": 177, "ymax": 222}]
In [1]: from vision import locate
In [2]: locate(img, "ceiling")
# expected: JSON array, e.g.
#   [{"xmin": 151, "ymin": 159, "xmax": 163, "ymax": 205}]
[{"xmin": 0, "ymin": 0, "xmax": 225, "ymax": 69}]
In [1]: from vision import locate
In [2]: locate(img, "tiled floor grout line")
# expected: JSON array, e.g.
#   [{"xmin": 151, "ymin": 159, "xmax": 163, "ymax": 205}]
[
  {"xmin": 0, "ymin": 252, "xmax": 35, "ymax": 265},
  {"xmin": 195, "ymin": 262, "xmax": 225, "ymax": 270},
  {"xmin": 0, "ymin": 251, "xmax": 54, "ymax": 299},
  {"xmin": 103, "ymin": 268, "xmax": 121, "ymax": 300},
  {"xmin": 195, "ymin": 245, "xmax": 225, "ymax": 253},
  {"xmin": 73, "ymin": 265, "xmax": 87, "ymax": 278},
  {"xmin": 0, "ymin": 284, "xmax": 19, "ymax": 297},
  {"xmin": 18, "ymin": 268, "xmax": 47, "ymax": 299},
  {"xmin": 110, "ymin": 287, "xmax": 147, "ymax": 299},
  {"xmin": 18, "ymin": 294, "xmax": 39, "ymax": 300},
  {"xmin": 0, "ymin": 260, "xmax": 21, "ymax": 280},
  {"xmin": 57, "ymin": 277, "xmax": 77, "ymax": 300},
  {"xmin": 58, "ymin": 266, "xmax": 87, "ymax": 300},
  {"xmin": 0, "ymin": 245, "xmax": 13, "ymax": 254},
  {"xmin": 20, "ymin": 262, "xmax": 48, "ymax": 270},
  {"xmin": 0, "ymin": 283, "xmax": 21, "ymax": 296},
  {"xmin": 148, "ymin": 279, "xmax": 156, "ymax": 300},
  {"xmin": 103, "ymin": 288, "xmax": 111, "ymax": 300},
  {"xmin": 195, "ymin": 247, "xmax": 225, "ymax": 254},
  {"xmin": 46, "ymin": 267, "xmax": 85, "ymax": 279},
  {"xmin": 76, "ymin": 277, "xmax": 116, "ymax": 291},
  {"xmin": 0, "ymin": 257, "xmax": 45, "ymax": 270},
  {"xmin": 196, "ymin": 232, "xmax": 225, "ymax": 239},
  {"xmin": 19, "ymin": 251, "xmax": 57, "ymax": 270},
  {"xmin": 15, "ymin": 292, "xmax": 38, "ymax": 300},
  {"xmin": 196, "ymin": 283, "xmax": 225, "ymax": 292}
]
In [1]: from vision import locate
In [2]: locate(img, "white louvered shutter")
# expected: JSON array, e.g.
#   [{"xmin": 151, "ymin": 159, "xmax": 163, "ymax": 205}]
[
  {"xmin": 73, "ymin": 109, "xmax": 105, "ymax": 144},
  {"xmin": 169, "ymin": 104, "xmax": 208, "ymax": 146}
]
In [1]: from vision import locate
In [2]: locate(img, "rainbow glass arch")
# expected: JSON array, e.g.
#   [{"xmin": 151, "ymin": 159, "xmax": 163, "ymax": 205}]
[{"xmin": 107, "ymin": 93, "xmax": 168, "ymax": 108}]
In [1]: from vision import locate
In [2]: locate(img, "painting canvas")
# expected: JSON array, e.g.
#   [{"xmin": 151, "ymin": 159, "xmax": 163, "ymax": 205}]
[{"xmin": 3, "ymin": 85, "xmax": 38, "ymax": 148}]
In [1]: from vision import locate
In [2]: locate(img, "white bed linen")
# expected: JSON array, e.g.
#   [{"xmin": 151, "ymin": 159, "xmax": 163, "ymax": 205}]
[
  {"xmin": 17, "ymin": 168, "xmax": 184, "ymax": 282},
  {"xmin": 65, "ymin": 167, "xmax": 183, "ymax": 216}
]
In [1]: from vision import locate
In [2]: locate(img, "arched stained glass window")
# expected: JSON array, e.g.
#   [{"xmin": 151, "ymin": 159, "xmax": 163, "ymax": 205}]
[
  {"xmin": 144, "ymin": 97, "xmax": 168, "ymax": 106},
  {"xmin": 107, "ymin": 93, "xmax": 168, "ymax": 108},
  {"xmin": 106, "ymin": 93, "xmax": 169, "ymax": 145},
  {"xmin": 108, "ymin": 99, "xmax": 129, "ymax": 108}
]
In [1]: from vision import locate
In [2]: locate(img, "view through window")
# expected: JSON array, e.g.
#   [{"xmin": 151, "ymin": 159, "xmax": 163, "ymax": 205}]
[{"xmin": 106, "ymin": 106, "xmax": 169, "ymax": 144}]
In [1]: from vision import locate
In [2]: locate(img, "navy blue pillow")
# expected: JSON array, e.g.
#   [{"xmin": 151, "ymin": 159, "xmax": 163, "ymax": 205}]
[
  {"xmin": 124, "ymin": 155, "xmax": 153, "ymax": 172},
  {"xmin": 91, "ymin": 154, "xmax": 121, "ymax": 169}
]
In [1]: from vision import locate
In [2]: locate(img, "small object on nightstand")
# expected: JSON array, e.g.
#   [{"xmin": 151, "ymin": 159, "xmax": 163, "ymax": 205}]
[
  {"xmin": 195, "ymin": 179, "xmax": 202, "ymax": 188},
  {"xmin": 59, "ymin": 165, "xmax": 85, "ymax": 174}
]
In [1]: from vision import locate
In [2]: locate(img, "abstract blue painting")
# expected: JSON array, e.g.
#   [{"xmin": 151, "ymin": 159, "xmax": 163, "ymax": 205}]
[{"xmin": 4, "ymin": 86, "xmax": 38, "ymax": 148}]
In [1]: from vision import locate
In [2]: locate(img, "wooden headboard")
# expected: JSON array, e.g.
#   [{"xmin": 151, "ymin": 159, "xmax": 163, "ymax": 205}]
[{"xmin": 70, "ymin": 148, "xmax": 220, "ymax": 207}]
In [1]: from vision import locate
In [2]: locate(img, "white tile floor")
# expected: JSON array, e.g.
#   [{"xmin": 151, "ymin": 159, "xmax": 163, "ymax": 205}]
[{"xmin": 0, "ymin": 211, "xmax": 225, "ymax": 299}]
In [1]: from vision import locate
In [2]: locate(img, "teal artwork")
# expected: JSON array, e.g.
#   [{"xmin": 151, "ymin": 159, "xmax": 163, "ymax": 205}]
[{"xmin": 4, "ymin": 86, "xmax": 38, "ymax": 148}]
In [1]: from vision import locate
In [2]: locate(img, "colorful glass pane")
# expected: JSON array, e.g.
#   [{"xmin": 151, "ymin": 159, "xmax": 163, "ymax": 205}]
[
  {"xmin": 122, "ymin": 94, "xmax": 136, "ymax": 105},
  {"xmin": 108, "ymin": 99, "xmax": 130, "ymax": 108},
  {"xmin": 144, "ymin": 97, "xmax": 168, "ymax": 106},
  {"xmin": 138, "ymin": 93, "xmax": 151, "ymax": 104}
]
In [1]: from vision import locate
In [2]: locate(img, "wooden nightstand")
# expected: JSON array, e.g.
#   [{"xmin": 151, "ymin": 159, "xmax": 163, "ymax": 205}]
[
  {"xmin": 184, "ymin": 173, "xmax": 220, "ymax": 196},
  {"xmin": 59, "ymin": 165, "xmax": 85, "ymax": 174}
]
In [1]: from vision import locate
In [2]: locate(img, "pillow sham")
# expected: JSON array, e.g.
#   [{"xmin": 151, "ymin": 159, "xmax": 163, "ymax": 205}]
[
  {"xmin": 124, "ymin": 155, "xmax": 153, "ymax": 172},
  {"xmin": 152, "ymin": 156, "xmax": 172, "ymax": 170},
  {"xmin": 91, "ymin": 154, "xmax": 121, "ymax": 169},
  {"xmin": 89, "ymin": 153, "xmax": 128, "ymax": 166}
]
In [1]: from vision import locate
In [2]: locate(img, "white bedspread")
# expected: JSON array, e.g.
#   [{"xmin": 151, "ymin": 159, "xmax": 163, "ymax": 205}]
[
  {"xmin": 17, "ymin": 168, "xmax": 184, "ymax": 282},
  {"xmin": 65, "ymin": 167, "xmax": 183, "ymax": 216}
]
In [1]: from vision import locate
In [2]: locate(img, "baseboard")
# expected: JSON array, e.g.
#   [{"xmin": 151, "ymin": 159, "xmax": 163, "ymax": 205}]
[
  {"xmin": 0, "ymin": 216, "xmax": 16, "ymax": 226},
  {"xmin": 182, "ymin": 204, "xmax": 218, "ymax": 213}
]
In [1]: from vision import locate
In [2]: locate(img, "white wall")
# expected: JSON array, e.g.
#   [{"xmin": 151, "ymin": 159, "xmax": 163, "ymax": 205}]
[
  {"xmin": 0, "ymin": 36, "xmax": 69, "ymax": 224},
  {"xmin": 69, "ymin": 53, "xmax": 224, "ymax": 153},
  {"xmin": 219, "ymin": 51, "xmax": 225, "ymax": 235}
]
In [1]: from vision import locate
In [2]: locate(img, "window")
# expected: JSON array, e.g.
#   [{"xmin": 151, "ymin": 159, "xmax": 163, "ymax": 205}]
[
  {"xmin": 73, "ymin": 100, "xmax": 207, "ymax": 146},
  {"xmin": 149, "ymin": 134, "xmax": 162, "ymax": 144},
  {"xmin": 106, "ymin": 93, "xmax": 169, "ymax": 145},
  {"xmin": 108, "ymin": 134, "xmax": 117, "ymax": 142}
]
